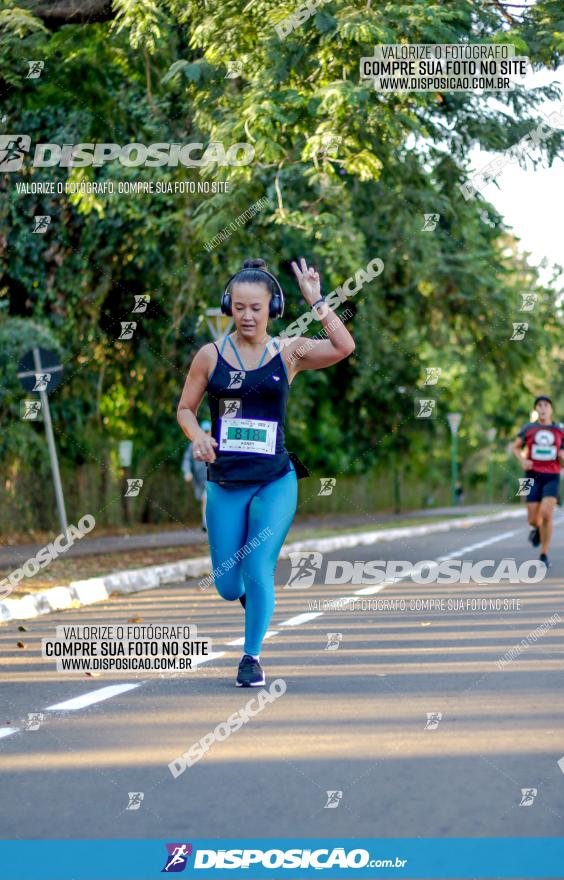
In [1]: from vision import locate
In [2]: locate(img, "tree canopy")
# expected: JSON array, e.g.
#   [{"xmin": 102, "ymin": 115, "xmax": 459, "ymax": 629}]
[{"xmin": 1, "ymin": 0, "xmax": 563, "ymax": 527}]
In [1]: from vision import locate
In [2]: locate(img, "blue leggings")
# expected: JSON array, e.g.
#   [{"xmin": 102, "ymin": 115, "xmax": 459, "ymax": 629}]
[{"xmin": 205, "ymin": 464, "xmax": 298, "ymax": 656}]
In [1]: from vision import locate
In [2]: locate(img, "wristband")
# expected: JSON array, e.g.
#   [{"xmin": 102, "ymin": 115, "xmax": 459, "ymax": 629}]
[{"xmin": 311, "ymin": 296, "xmax": 327, "ymax": 317}]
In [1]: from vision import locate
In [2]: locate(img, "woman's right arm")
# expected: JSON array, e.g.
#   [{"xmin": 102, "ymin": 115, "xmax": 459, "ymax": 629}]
[{"xmin": 176, "ymin": 344, "xmax": 218, "ymax": 462}]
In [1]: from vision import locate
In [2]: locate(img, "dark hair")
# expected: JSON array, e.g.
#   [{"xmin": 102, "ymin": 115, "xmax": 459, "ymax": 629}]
[
  {"xmin": 534, "ymin": 395, "xmax": 553, "ymax": 407},
  {"xmin": 229, "ymin": 258, "xmax": 278, "ymax": 297}
]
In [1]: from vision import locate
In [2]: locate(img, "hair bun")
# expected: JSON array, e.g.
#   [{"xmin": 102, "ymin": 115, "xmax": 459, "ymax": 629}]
[{"xmin": 243, "ymin": 258, "xmax": 267, "ymax": 270}]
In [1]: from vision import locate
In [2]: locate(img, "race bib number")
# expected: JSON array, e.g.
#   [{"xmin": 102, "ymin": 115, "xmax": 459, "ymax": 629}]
[
  {"xmin": 219, "ymin": 418, "xmax": 277, "ymax": 455},
  {"xmin": 531, "ymin": 443, "xmax": 557, "ymax": 461}
]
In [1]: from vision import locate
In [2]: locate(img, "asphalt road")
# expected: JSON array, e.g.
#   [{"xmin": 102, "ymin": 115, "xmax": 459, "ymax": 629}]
[{"xmin": 1, "ymin": 513, "xmax": 563, "ymax": 842}]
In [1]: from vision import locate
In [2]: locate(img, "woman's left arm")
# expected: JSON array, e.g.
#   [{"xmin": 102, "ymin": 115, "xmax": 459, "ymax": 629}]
[{"xmin": 284, "ymin": 258, "xmax": 355, "ymax": 374}]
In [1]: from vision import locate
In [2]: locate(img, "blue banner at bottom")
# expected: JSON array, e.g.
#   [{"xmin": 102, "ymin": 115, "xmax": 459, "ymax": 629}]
[{"xmin": 0, "ymin": 838, "xmax": 563, "ymax": 879}]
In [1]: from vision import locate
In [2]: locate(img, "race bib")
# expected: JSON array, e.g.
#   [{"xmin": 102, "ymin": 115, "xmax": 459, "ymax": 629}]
[
  {"xmin": 531, "ymin": 443, "xmax": 557, "ymax": 461},
  {"xmin": 219, "ymin": 418, "xmax": 277, "ymax": 455}
]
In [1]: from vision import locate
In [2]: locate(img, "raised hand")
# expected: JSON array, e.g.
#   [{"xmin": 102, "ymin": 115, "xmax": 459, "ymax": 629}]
[{"xmin": 291, "ymin": 257, "xmax": 321, "ymax": 304}]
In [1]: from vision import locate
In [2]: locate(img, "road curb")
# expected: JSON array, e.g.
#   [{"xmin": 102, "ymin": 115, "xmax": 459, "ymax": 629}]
[{"xmin": 0, "ymin": 509, "xmax": 525, "ymax": 624}]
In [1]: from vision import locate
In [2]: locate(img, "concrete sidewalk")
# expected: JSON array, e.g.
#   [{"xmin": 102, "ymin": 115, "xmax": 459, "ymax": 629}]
[{"xmin": 0, "ymin": 504, "xmax": 513, "ymax": 568}]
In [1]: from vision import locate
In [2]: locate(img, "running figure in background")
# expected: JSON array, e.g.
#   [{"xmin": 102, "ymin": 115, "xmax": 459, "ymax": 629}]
[
  {"xmin": 181, "ymin": 419, "xmax": 212, "ymax": 531},
  {"xmin": 177, "ymin": 257, "xmax": 355, "ymax": 687},
  {"xmin": 512, "ymin": 395, "xmax": 564, "ymax": 569}
]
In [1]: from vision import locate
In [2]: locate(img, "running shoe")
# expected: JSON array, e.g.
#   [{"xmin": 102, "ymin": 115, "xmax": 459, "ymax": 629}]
[
  {"xmin": 236, "ymin": 654, "xmax": 265, "ymax": 687},
  {"xmin": 540, "ymin": 553, "xmax": 551, "ymax": 569},
  {"xmin": 239, "ymin": 593, "xmax": 246, "ymax": 609},
  {"xmin": 528, "ymin": 527, "xmax": 540, "ymax": 547}
]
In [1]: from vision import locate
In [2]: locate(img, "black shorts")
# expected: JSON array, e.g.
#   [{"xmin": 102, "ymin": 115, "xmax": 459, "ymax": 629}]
[{"xmin": 526, "ymin": 471, "xmax": 560, "ymax": 503}]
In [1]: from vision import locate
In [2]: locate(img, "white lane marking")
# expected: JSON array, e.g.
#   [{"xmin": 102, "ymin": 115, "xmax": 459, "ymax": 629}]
[
  {"xmin": 45, "ymin": 683, "xmax": 142, "ymax": 711},
  {"xmin": 38, "ymin": 656, "xmax": 223, "ymax": 718},
  {"xmin": 279, "ymin": 612, "xmax": 324, "ymax": 626},
  {"xmin": 436, "ymin": 529, "xmax": 520, "ymax": 561},
  {"xmin": 226, "ymin": 631, "xmax": 278, "ymax": 646},
  {"xmin": 192, "ymin": 651, "xmax": 225, "ymax": 665},
  {"xmin": 355, "ymin": 581, "xmax": 398, "ymax": 596},
  {"xmin": 0, "ymin": 727, "xmax": 19, "ymax": 739},
  {"xmin": 353, "ymin": 528, "xmax": 522, "ymax": 595}
]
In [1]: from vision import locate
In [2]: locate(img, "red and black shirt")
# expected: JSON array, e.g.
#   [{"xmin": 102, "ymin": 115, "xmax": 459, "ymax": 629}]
[{"xmin": 517, "ymin": 421, "xmax": 564, "ymax": 474}]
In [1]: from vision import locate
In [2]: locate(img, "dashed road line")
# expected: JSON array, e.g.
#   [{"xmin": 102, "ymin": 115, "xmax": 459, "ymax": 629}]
[
  {"xmin": 45, "ymin": 683, "xmax": 143, "ymax": 711},
  {"xmin": 0, "ymin": 727, "xmax": 19, "ymax": 739}
]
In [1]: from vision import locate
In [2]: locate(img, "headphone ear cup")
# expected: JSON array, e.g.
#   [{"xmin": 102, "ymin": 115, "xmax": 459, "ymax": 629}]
[
  {"xmin": 269, "ymin": 282, "xmax": 284, "ymax": 318},
  {"xmin": 220, "ymin": 291, "xmax": 232, "ymax": 316},
  {"xmin": 269, "ymin": 293, "xmax": 284, "ymax": 318}
]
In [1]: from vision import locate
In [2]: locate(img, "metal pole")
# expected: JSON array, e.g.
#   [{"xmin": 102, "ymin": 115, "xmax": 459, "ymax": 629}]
[
  {"xmin": 33, "ymin": 347, "xmax": 68, "ymax": 533},
  {"xmin": 486, "ymin": 428, "xmax": 497, "ymax": 505},
  {"xmin": 393, "ymin": 452, "xmax": 401, "ymax": 514},
  {"xmin": 447, "ymin": 413, "xmax": 462, "ymax": 507},
  {"xmin": 451, "ymin": 432, "xmax": 458, "ymax": 507},
  {"xmin": 487, "ymin": 452, "xmax": 494, "ymax": 504}
]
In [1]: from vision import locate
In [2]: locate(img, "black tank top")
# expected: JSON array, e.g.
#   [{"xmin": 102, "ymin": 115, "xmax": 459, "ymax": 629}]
[{"xmin": 206, "ymin": 335, "xmax": 292, "ymax": 485}]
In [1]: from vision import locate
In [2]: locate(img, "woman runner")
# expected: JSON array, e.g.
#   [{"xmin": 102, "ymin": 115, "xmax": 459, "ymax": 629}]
[{"xmin": 177, "ymin": 257, "xmax": 355, "ymax": 686}]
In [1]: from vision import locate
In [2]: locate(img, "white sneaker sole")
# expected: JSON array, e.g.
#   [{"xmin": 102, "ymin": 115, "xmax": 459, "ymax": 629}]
[{"xmin": 236, "ymin": 677, "xmax": 266, "ymax": 687}]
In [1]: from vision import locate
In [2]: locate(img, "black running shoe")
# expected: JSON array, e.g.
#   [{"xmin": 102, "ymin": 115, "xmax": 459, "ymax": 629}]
[
  {"xmin": 239, "ymin": 592, "xmax": 246, "ymax": 609},
  {"xmin": 236, "ymin": 654, "xmax": 265, "ymax": 687},
  {"xmin": 529, "ymin": 527, "xmax": 540, "ymax": 547},
  {"xmin": 540, "ymin": 553, "xmax": 551, "ymax": 569}
]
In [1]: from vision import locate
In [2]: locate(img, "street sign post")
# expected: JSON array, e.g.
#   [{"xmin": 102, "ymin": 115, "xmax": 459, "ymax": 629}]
[
  {"xmin": 118, "ymin": 440, "xmax": 134, "ymax": 524},
  {"xmin": 17, "ymin": 347, "xmax": 67, "ymax": 533}
]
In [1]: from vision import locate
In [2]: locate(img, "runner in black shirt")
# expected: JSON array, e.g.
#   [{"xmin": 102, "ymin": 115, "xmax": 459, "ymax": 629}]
[{"xmin": 177, "ymin": 257, "xmax": 356, "ymax": 686}]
